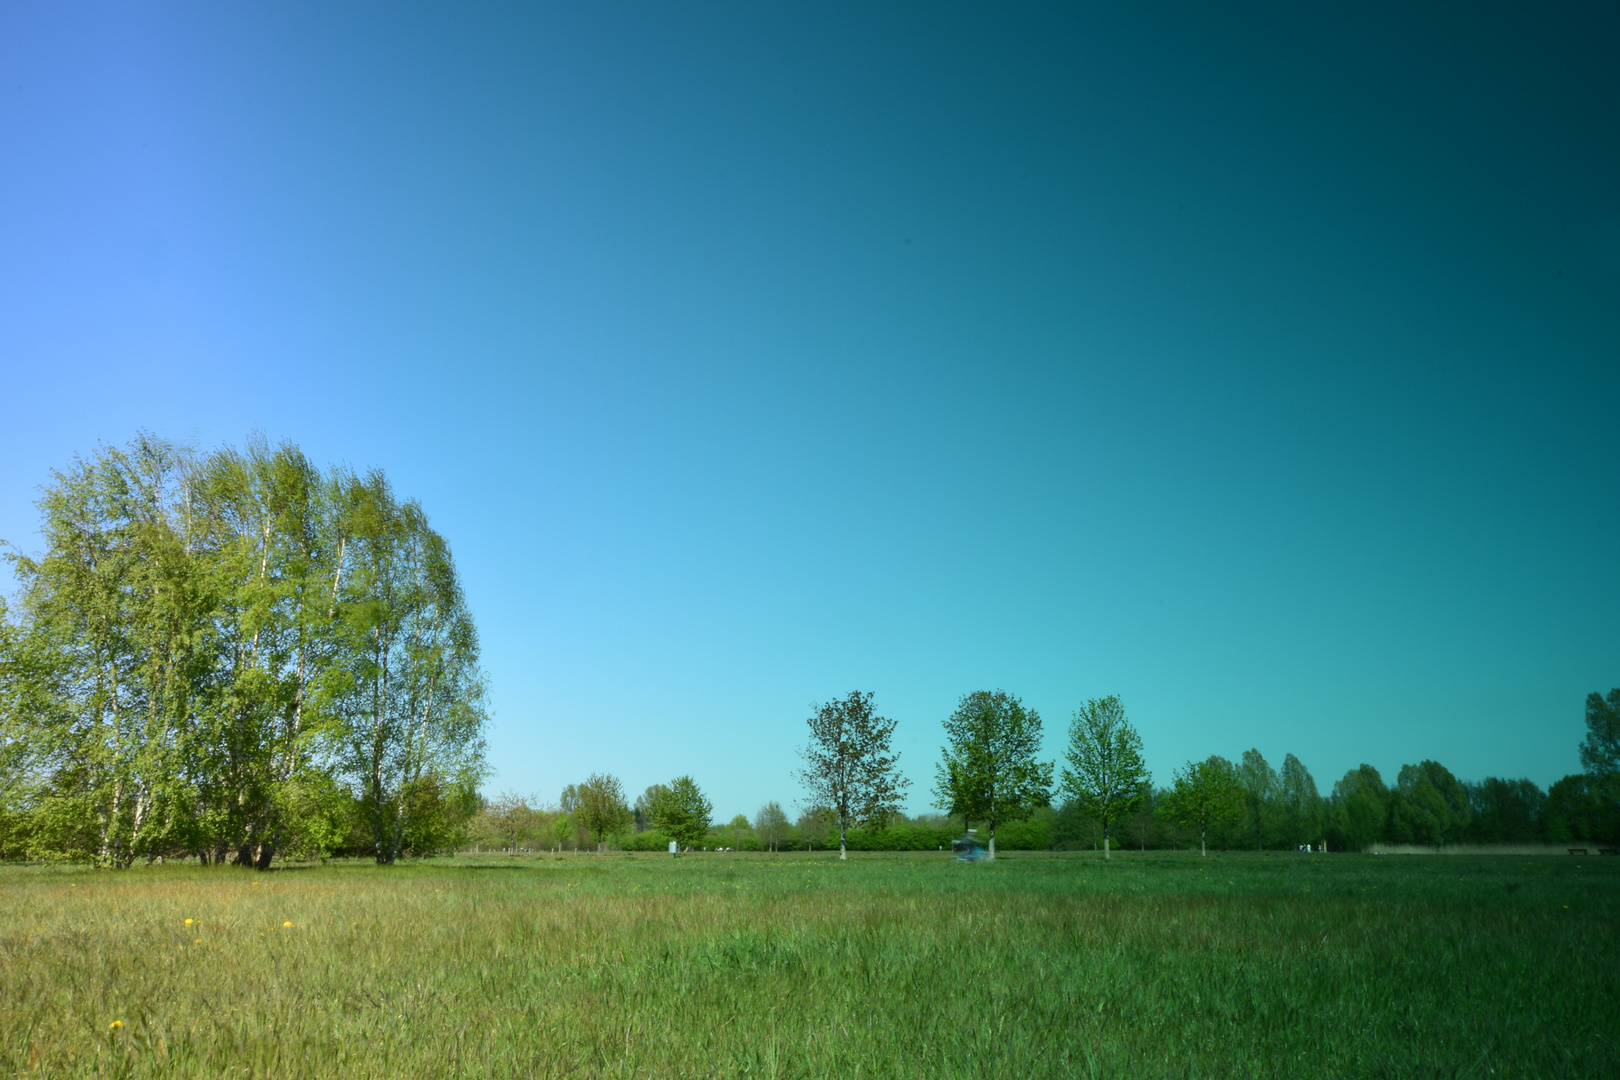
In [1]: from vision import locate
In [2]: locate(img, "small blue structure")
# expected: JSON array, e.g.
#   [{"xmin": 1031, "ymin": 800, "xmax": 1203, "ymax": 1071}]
[{"xmin": 952, "ymin": 832, "xmax": 987, "ymax": 861}]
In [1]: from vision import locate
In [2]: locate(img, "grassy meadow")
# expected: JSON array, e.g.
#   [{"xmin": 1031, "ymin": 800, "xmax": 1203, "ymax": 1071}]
[{"xmin": 1, "ymin": 850, "xmax": 1615, "ymax": 1079}]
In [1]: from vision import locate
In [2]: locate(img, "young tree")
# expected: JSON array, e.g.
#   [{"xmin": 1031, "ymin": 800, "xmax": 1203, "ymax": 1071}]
[
  {"xmin": 754, "ymin": 801, "xmax": 789, "ymax": 851},
  {"xmin": 575, "ymin": 772, "xmax": 631, "ymax": 851},
  {"xmin": 1236, "ymin": 748, "xmax": 1278, "ymax": 851},
  {"xmin": 650, "ymin": 775, "xmax": 712, "ymax": 850},
  {"xmin": 797, "ymin": 691, "xmax": 910, "ymax": 860},
  {"xmin": 795, "ymin": 804, "xmax": 833, "ymax": 850},
  {"xmin": 934, "ymin": 690, "xmax": 1052, "ymax": 860},
  {"xmin": 548, "ymin": 809, "xmax": 576, "ymax": 852},
  {"xmin": 1059, "ymin": 695, "xmax": 1148, "ymax": 860},
  {"xmin": 1163, "ymin": 756, "xmax": 1244, "ymax": 857}
]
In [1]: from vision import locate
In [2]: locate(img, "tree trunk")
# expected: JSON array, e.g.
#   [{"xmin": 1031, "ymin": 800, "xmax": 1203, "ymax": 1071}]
[
  {"xmin": 1104, "ymin": 830, "xmax": 1111, "ymax": 860},
  {"xmin": 987, "ymin": 823, "xmax": 996, "ymax": 860},
  {"xmin": 839, "ymin": 821, "xmax": 847, "ymax": 860},
  {"xmin": 1200, "ymin": 823, "xmax": 1207, "ymax": 857}
]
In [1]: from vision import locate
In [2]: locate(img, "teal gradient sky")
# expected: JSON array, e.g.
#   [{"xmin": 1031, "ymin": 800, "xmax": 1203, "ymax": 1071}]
[{"xmin": 2, "ymin": 3, "xmax": 1616, "ymax": 819}]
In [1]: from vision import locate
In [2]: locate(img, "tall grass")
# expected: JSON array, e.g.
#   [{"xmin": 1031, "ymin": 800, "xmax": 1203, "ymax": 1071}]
[{"xmin": 1, "ymin": 850, "xmax": 1613, "ymax": 1078}]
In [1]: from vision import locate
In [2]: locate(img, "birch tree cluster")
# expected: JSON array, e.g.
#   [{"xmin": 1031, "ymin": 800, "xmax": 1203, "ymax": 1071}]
[{"xmin": 0, "ymin": 435, "xmax": 487, "ymax": 868}]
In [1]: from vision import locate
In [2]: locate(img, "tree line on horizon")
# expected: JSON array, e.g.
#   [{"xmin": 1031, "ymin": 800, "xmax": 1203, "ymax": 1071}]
[
  {"xmin": 3, "ymin": 437, "xmax": 1617, "ymax": 867},
  {"xmin": 473, "ymin": 688, "xmax": 1620, "ymax": 858}
]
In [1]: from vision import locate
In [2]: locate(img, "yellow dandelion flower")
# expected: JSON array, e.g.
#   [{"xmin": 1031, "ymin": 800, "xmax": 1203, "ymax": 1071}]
[
  {"xmin": 194, "ymin": 939, "xmax": 202, "ymax": 945},
  {"xmin": 184, "ymin": 918, "xmax": 193, "ymax": 926},
  {"xmin": 283, "ymin": 921, "xmax": 293, "ymax": 928},
  {"xmin": 109, "ymin": 1021, "xmax": 123, "ymax": 1030}
]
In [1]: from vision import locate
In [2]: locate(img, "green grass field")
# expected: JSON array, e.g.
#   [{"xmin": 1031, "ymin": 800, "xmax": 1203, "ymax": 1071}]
[{"xmin": 2, "ymin": 850, "xmax": 1615, "ymax": 1078}]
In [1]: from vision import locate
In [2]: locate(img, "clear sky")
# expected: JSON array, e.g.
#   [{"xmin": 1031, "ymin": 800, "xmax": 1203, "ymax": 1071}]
[{"xmin": 2, "ymin": 3, "xmax": 1616, "ymax": 820}]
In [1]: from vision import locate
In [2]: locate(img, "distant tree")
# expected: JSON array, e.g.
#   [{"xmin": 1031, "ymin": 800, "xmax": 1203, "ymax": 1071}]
[
  {"xmin": 754, "ymin": 801, "xmax": 789, "ymax": 852},
  {"xmin": 1463, "ymin": 777, "xmax": 1545, "ymax": 843},
  {"xmin": 575, "ymin": 773, "xmax": 632, "ymax": 851},
  {"xmin": 797, "ymin": 691, "xmax": 910, "ymax": 860},
  {"xmin": 1388, "ymin": 760, "xmax": 1469, "ymax": 849},
  {"xmin": 1236, "ymin": 749, "xmax": 1279, "ymax": 851},
  {"xmin": 1329, "ymin": 765, "xmax": 1390, "ymax": 851},
  {"xmin": 633, "ymin": 784, "xmax": 668, "ymax": 833},
  {"xmin": 1125, "ymin": 797, "xmax": 1157, "ymax": 852},
  {"xmin": 934, "ymin": 690, "xmax": 1052, "ymax": 860},
  {"xmin": 1278, "ymin": 753, "xmax": 1324, "ymax": 849},
  {"xmin": 485, "ymin": 790, "xmax": 541, "ymax": 850},
  {"xmin": 795, "ymin": 804, "xmax": 833, "ymax": 850},
  {"xmin": 650, "ymin": 775, "xmax": 712, "ymax": 850},
  {"xmin": 1543, "ymin": 773, "xmax": 1620, "ymax": 844},
  {"xmin": 548, "ymin": 810, "xmax": 576, "ymax": 852},
  {"xmin": 1058, "ymin": 695, "xmax": 1148, "ymax": 860},
  {"xmin": 1163, "ymin": 756, "xmax": 1244, "ymax": 857},
  {"xmin": 1580, "ymin": 689, "xmax": 1620, "ymax": 776}
]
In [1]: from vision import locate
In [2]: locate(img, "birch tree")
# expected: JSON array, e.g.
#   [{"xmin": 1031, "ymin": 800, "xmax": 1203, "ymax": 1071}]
[
  {"xmin": 797, "ymin": 691, "xmax": 909, "ymax": 859},
  {"xmin": 334, "ymin": 472, "xmax": 487, "ymax": 864}
]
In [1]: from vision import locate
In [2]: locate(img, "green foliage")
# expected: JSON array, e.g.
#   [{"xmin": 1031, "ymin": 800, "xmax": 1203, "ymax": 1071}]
[
  {"xmin": 1329, "ymin": 764, "xmax": 1390, "ymax": 852},
  {"xmin": 1580, "ymin": 688, "xmax": 1620, "ymax": 776},
  {"xmin": 1278, "ymin": 753, "xmax": 1325, "ymax": 848},
  {"xmin": 0, "ymin": 436, "xmax": 488, "ymax": 869},
  {"xmin": 1059, "ymin": 695, "xmax": 1148, "ymax": 857},
  {"xmin": 1388, "ymin": 760, "xmax": 1470, "ymax": 848},
  {"xmin": 1463, "ymin": 777, "xmax": 1546, "ymax": 843},
  {"xmin": 753, "ymin": 801, "xmax": 789, "ymax": 851},
  {"xmin": 574, "ymin": 773, "xmax": 632, "ymax": 846},
  {"xmin": 650, "ymin": 775, "xmax": 712, "ymax": 848},
  {"xmin": 796, "ymin": 691, "xmax": 909, "ymax": 857},
  {"xmin": 934, "ymin": 689, "xmax": 1052, "ymax": 856},
  {"xmin": 1543, "ymin": 772, "xmax": 1620, "ymax": 844},
  {"xmin": 1163, "ymin": 756, "xmax": 1244, "ymax": 856}
]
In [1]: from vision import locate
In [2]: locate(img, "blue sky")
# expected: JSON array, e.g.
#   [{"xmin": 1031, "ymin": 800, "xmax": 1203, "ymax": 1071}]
[{"xmin": 2, "ymin": 3, "xmax": 1616, "ymax": 819}]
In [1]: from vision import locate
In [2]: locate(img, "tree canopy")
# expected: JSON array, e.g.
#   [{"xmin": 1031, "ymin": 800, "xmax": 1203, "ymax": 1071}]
[
  {"xmin": 1163, "ymin": 756, "xmax": 1244, "ymax": 857},
  {"xmin": 1059, "ymin": 695, "xmax": 1148, "ymax": 860},
  {"xmin": 797, "ymin": 691, "xmax": 909, "ymax": 859},
  {"xmin": 0, "ymin": 435, "xmax": 487, "ymax": 867},
  {"xmin": 649, "ymin": 775, "xmax": 712, "ymax": 849},
  {"xmin": 935, "ymin": 689, "xmax": 1052, "ymax": 859}
]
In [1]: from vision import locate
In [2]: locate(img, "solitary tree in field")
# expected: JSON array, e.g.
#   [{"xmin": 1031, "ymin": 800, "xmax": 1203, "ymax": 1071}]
[
  {"xmin": 650, "ymin": 775, "xmax": 712, "ymax": 850},
  {"xmin": 1059, "ymin": 695, "xmax": 1149, "ymax": 860},
  {"xmin": 797, "ymin": 691, "xmax": 910, "ymax": 860},
  {"xmin": 575, "ymin": 773, "xmax": 632, "ymax": 852},
  {"xmin": 754, "ymin": 801, "xmax": 789, "ymax": 852},
  {"xmin": 934, "ymin": 690, "xmax": 1052, "ymax": 859},
  {"xmin": 1163, "ymin": 756, "xmax": 1244, "ymax": 856}
]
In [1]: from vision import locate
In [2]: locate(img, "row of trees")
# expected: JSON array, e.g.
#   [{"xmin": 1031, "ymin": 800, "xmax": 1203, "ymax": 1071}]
[
  {"xmin": 484, "ymin": 687, "xmax": 1620, "ymax": 860},
  {"xmin": 782, "ymin": 687, "xmax": 1620, "ymax": 857},
  {"xmin": 0, "ymin": 436, "xmax": 489, "ymax": 867}
]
